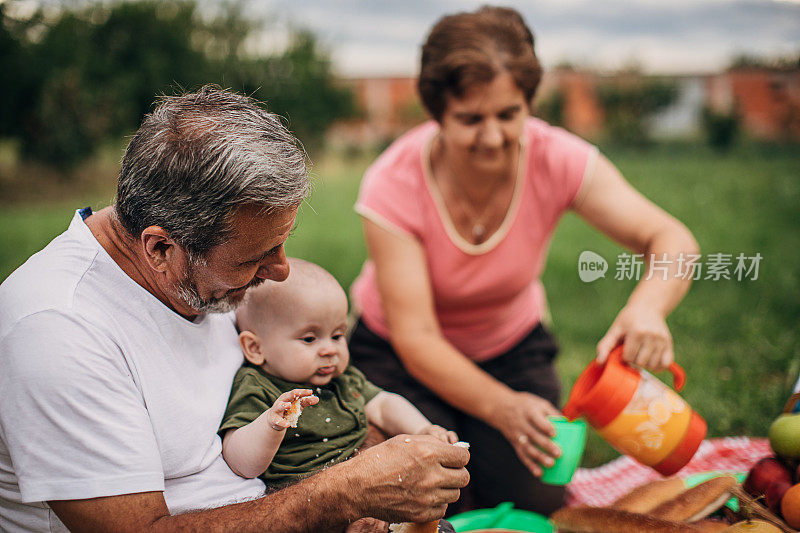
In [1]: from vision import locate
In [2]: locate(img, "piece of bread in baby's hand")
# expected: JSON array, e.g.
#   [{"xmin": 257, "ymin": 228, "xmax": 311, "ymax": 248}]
[
  {"xmin": 284, "ymin": 395, "xmax": 304, "ymax": 427},
  {"xmin": 551, "ymin": 506, "xmax": 701, "ymax": 532},
  {"xmin": 610, "ymin": 477, "xmax": 687, "ymax": 513},
  {"xmin": 648, "ymin": 475, "xmax": 737, "ymax": 522}
]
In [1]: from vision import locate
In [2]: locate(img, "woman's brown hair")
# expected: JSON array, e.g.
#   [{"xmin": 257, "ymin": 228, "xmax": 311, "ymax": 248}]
[{"xmin": 418, "ymin": 5, "xmax": 542, "ymax": 121}]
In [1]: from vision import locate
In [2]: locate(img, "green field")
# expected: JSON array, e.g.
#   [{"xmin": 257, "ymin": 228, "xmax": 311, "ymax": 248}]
[{"xmin": 2, "ymin": 142, "xmax": 798, "ymax": 467}]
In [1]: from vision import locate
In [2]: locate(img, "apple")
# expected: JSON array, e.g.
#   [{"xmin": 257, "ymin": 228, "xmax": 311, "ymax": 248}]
[
  {"xmin": 764, "ymin": 478, "xmax": 792, "ymax": 514},
  {"xmin": 743, "ymin": 456, "xmax": 793, "ymax": 497},
  {"xmin": 768, "ymin": 413, "xmax": 800, "ymax": 459}
]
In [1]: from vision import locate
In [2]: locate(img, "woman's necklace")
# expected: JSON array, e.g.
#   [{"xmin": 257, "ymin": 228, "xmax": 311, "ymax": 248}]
[
  {"xmin": 431, "ymin": 136, "xmax": 518, "ymax": 243},
  {"xmin": 448, "ymin": 163, "xmax": 514, "ymax": 242},
  {"xmin": 455, "ymin": 188, "xmax": 495, "ymax": 241}
]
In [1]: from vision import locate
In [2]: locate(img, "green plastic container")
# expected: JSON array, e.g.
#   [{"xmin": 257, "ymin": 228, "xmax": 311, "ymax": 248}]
[
  {"xmin": 684, "ymin": 471, "xmax": 746, "ymax": 512},
  {"xmin": 540, "ymin": 417, "xmax": 587, "ymax": 485},
  {"xmin": 448, "ymin": 502, "xmax": 554, "ymax": 532}
]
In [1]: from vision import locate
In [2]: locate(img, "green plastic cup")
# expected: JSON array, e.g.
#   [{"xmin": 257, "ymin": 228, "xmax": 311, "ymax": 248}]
[{"xmin": 540, "ymin": 416, "xmax": 587, "ymax": 485}]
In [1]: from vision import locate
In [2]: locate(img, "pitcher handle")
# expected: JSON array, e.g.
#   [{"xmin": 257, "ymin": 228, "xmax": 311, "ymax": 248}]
[
  {"xmin": 669, "ymin": 362, "xmax": 686, "ymax": 392},
  {"xmin": 610, "ymin": 345, "xmax": 687, "ymax": 391}
]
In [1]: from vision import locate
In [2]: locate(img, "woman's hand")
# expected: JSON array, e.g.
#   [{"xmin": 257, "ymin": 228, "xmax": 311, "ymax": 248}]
[
  {"xmin": 493, "ymin": 391, "xmax": 562, "ymax": 477},
  {"xmin": 418, "ymin": 424, "xmax": 459, "ymax": 444},
  {"xmin": 596, "ymin": 304, "xmax": 674, "ymax": 372}
]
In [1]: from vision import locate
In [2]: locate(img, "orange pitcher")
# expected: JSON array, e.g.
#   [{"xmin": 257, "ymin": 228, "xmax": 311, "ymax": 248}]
[{"xmin": 562, "ymin": 345, "xmax": 706, "ymax": 476}]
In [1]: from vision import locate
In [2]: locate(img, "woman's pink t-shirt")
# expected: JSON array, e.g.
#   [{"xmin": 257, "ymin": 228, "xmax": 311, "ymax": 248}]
[{"xmin": 351, "ymin": 117, "xmax": 598, "ymax": 362}]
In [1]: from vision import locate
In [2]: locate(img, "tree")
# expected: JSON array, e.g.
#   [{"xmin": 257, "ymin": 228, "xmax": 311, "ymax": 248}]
[
  {"xmin": 217, "ymin": 29, "xmax": 356, "ymax": 153},
  {"xmin": 1, "ymin": 0, "xmax": 355, "ymax": 169},
  {"xmin": 596, "ymin": 77, "xmax": 678, "ymax": 146}
]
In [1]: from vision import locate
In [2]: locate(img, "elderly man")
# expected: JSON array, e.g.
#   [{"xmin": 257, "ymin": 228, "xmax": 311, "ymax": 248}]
[{"xmin": 0, "ymin": 86, "xmax": 469, "ymax": 532}]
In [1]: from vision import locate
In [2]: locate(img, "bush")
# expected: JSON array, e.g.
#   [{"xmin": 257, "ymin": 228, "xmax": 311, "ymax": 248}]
[
  {"xmin": 597, "ymin": 79, "xmax": 678, "ymax": 146},
  {"xmin": 702, "ymin": 107, "xmax": 739, "ymax": 151},
  {"xmin": 535, "ymin": 90, "xmax": 565, "ymax": 127}
]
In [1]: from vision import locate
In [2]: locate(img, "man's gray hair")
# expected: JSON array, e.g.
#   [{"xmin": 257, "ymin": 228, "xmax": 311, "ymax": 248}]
[{"xmin": 115, "ymin": 85, "xmax": 309, "ymax": 256}]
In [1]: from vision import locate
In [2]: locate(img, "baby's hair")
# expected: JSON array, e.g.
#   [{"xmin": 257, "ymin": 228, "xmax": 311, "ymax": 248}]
[{"xmin": 235, "ymin": 258, "xmax": 345, "ymax": 334}]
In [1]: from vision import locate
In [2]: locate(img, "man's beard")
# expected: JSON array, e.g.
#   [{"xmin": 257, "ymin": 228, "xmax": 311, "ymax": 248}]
[{"xmin": 176, "ymin": 261, "xmax": 266, "ymax": 314}]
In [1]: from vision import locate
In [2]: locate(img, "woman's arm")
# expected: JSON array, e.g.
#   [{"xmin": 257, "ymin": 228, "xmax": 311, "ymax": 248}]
[
  {"xmin": 222, "ymin": 389, "xmax": 318, "ymax": 479},
  {"xmin": 572, "ymin": 154, "xmax": 700, "ymax": 371},
  {"xmin": 365, "ymin": 391, "xmax": 458, "ymax": 443},
  {"xmin": 363, "ymin": 220, "xmax": 560, "ymax": 475}
]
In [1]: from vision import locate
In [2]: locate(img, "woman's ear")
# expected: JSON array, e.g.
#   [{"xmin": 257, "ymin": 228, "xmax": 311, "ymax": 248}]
[{"xmin": 239, "ymin": 331, "xmax": 265, "ymax": 365}]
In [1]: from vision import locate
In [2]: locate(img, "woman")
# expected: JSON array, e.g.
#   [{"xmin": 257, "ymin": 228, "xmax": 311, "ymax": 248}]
[{"xmin": 348, "ymin": 6, "xmax": 698, "ymax": 516}]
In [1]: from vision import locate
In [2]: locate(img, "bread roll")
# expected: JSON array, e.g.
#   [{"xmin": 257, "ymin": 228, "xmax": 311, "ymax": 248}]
[
  {"xmin": 649, "ymin": 476, "xmax": 737, "ymax": 522},
  {"xmin": 690, "ymin": 519, "xmax": 732, "ymax": 532},
  {"xmin": 388, "ymin": 520, "xmax": 439, "ymax": 533},
  {"xmin": 611, "ymin": 477, "xmax": 687, "ymax": 513},
  {"xmin": 551, "ymin": 506, "xmax": 700, "ymax": 532}
]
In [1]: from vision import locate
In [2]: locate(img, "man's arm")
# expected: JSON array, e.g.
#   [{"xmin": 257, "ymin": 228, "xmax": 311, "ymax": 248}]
[
  {"xmin": 50, "ymin": 475, "xmax": 355, "ymax": 533},
  {"xmin": 50, "ymin": 435, "xmax": 470, "ymax": 533}
]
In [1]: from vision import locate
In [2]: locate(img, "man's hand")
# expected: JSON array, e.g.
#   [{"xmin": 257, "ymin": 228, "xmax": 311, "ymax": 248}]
[{"xmin": 344, "ymin": 435, "xmax": 470, "ymax": 523}]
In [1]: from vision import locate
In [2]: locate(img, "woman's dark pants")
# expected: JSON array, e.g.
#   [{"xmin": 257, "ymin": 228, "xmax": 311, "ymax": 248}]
[{"xmin": 348, "ymin": 320, "xmax": 566, "ymax": 517}]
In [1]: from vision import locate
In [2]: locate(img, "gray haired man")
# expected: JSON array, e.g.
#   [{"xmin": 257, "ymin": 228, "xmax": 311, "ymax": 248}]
[{"xmin": 0, "ymin": 86, "xmax": 469, "ymax": 532}]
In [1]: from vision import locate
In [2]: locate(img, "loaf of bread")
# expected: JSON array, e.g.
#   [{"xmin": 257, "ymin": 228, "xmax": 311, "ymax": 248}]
[
  {"xmin": 551, "ymin": 506, "xmax": 701, "ymax": 532},
  {"xmin": 649, "ymin": 476, "xmax": 737, "ymax": 522},
  {"xmin": 610, "ymin": 477, "xmax": 687, "ymax": 513},
  {"xmin": 388, "ymin": 520, "xmax": 439, "ymax": 533},
  {"xmin": 689, "ymin": 519, "xmax": 732, "ymax": 532}
]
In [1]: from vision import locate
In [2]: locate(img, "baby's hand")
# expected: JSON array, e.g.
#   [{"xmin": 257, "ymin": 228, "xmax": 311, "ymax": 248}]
[
  {"xmin": 418, "ymin": 424, "xmax": 459, "ymax": 444},
  {"xmin": 267, "ymin": 389, "xmax": 319, "ymax": 431}
]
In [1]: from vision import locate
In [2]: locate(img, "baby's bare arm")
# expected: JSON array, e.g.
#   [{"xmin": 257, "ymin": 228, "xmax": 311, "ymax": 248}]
[
  {"xmin": 223, "ymin": 389, "xmax": 318, "ymax": 478},
  {"xmin": 365, "ymin": 392, "xmax": 457, "ymax": 443}
]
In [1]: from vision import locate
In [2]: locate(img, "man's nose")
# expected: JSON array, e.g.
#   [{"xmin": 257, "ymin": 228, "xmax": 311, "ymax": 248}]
[{"xmin": 255, "ymin": 247, "xmax": 290, "ymax": 282}]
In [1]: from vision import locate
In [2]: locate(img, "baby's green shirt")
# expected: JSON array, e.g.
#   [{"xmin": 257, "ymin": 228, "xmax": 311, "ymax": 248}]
[{"xmin": 220, "ymin": 364, "xmax": 382, "ymax": 485}]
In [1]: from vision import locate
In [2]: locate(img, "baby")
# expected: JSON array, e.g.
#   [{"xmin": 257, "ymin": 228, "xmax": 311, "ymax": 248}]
[{"xmin": 220, "ymin": 258, "xmax": 457, "ymax": 485}]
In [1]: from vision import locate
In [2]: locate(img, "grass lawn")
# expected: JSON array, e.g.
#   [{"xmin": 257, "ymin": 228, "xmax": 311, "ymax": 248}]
[{"xmin": 2, "ymin": 142, "xmax": 798, "ymax": 467}]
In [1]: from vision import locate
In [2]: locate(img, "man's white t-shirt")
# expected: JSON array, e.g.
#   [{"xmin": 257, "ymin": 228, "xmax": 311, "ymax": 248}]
[{"xmin": 0, "ymin": 210, "xmax": 265, "ymax": 532}]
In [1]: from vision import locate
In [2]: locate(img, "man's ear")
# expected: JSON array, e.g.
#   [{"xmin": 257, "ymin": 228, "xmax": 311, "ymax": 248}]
[
  {"xmin": 239, "ymin": 331, "xmax": 265, "ymax": 366},
  {"xmin": 141, "ymin": 226, "xmax": 181, "ymax": 273}
]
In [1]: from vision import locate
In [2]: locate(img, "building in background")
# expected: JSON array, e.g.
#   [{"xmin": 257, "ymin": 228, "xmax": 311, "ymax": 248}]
[{"xmin": 330, "ymin": 65, "xmax": 800, "ymax": 146}]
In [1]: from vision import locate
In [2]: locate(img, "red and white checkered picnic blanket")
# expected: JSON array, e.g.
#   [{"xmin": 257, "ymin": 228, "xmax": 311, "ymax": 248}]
[{"xmin": 565, "ymin": 437, "xmax": 771, "ymax": 507}]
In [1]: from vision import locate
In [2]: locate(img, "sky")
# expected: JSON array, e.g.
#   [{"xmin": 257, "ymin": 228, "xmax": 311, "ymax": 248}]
[{"xmin": 251, "ymin": 0, "xmax": 800, "ymax": 77}]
